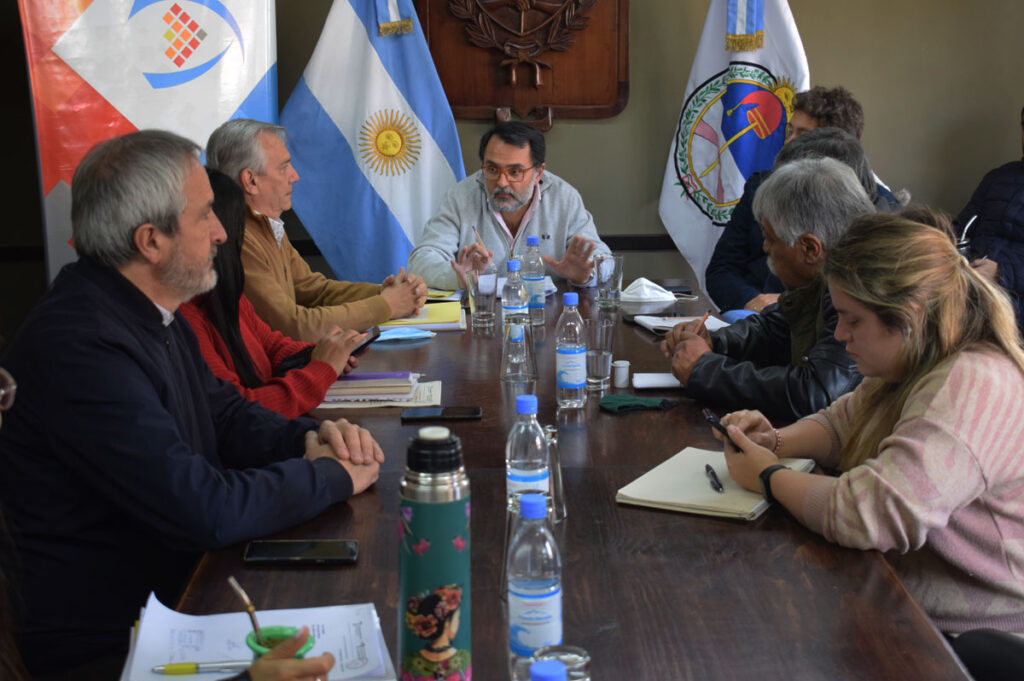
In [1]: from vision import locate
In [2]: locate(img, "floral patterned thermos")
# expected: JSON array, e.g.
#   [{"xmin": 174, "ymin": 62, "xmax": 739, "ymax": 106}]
[{"xmin": 399, "ymin": 427, "xmax": 472, "ymax": 681}]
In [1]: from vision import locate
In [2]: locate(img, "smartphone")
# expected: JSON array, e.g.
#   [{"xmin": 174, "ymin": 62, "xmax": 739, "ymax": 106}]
[
  {"xmin": 243, "ymin": 539, "xmax": 359, "ymax": 566},
  {"xmin": 701, "ymin": 407, "xmax": 739, "ymax": 450},
  {"xmin": 351, "ymin": 326, "xmax": 381, "ymax": 356},
  {"xmin": 401, "ymin": 406, "xmax": 483, "ymax": 422}
]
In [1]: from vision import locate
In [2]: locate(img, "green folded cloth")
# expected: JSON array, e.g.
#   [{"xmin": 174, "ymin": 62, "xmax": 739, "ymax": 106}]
[{"xmin": 599, "ymin": 394, "xmax": 680, "ymax": 414}]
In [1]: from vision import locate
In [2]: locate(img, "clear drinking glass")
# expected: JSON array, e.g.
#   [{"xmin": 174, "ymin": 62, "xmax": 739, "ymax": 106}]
[
  {"xmin": 467, "ymin": 262, "xmax": 498, "ymax": 328},
  {"xmin": 594, "ymin": 253, "xmax": 624, "ymax": 309}
]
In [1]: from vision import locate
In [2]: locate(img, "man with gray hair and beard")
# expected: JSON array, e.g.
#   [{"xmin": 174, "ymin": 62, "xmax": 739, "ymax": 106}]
[
  {"xmin": 0, "ymin": 130, "xmax": 380, "ymax": 679},
  {"xmin": 661, "ymin": 156, "xmax": 875, "ymax": 422},
  {"xmin": 409, "ymin": 121, "xmax": 610, "ymax": 290}
]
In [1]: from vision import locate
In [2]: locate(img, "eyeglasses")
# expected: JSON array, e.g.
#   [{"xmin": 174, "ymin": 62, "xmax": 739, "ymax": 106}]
[
  {"xmin": 481, "ymin": 164, "xmax": 535, "ymax": 183},
  {"xmin": 0, "ymin": 368, "xmax": 15, "ymax": 411}
]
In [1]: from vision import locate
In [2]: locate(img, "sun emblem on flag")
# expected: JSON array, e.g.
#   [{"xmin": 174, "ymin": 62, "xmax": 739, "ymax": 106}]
[
  {"xmin": 672, "ymin": 63, "xmax": 795, "ymax": 225},
  {"xmin": 359, "ymin": 110, "xmax": 421, "ymax": 176}
]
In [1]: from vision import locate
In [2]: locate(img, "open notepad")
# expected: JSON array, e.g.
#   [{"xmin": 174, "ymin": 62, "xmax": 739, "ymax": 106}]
[
  {"xmin": 380, "ymin": 301, "xmax": 465, "ymax": 330},
  {"xmin": 616, "ymin": 447, "xmax": 814, "ymax": 521}
]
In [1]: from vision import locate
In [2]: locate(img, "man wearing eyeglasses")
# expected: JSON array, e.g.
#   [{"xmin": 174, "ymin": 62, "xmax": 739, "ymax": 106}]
[{"xmin": 409, "ymin": 122, "xmax": 610, "ymax": 290}]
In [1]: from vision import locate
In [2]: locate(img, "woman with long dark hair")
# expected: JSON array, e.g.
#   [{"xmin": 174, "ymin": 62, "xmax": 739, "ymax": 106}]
[{"xmin": 181, "ymin": 168, "xmax": 363, "ymax": 418}]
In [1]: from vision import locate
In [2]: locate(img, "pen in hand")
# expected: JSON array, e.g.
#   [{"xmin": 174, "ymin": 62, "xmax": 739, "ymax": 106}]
[{"xmin": 705, "ymin": 463, "xmax": 724, "ymax": 494}]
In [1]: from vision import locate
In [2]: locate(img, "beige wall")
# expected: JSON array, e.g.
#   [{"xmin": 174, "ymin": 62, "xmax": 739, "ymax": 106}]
[{"xmin": 278, "ymin": 1, "xmax": 1024, "ymax": 283}]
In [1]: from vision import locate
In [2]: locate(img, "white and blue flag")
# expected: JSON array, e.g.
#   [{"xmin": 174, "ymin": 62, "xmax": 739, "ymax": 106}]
[{"xmin": 280, "ymin": 0, "xmax": 465, "ymax": 284}]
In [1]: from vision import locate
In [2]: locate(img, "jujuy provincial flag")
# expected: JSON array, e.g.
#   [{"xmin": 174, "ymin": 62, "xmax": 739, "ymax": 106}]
[{"xmin": 658, "ymin": 0, "xmax": 809, "ymax": 297}]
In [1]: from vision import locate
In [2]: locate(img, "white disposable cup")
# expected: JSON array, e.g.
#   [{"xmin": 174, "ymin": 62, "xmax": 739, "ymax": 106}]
[{"xmin": 612, "ymin": 359, "xmax": 630, "ymax": 388}]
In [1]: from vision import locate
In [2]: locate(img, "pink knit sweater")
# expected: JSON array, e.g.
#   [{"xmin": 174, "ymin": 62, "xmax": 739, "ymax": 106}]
[{"xmin": 803, "ymin": 345, "xmax": 1024, "ymax": 633}]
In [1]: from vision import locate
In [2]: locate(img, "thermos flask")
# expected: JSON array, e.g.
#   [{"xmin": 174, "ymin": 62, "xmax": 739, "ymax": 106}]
[{"xmin": 398, "ymin": 426, "xmax": 472, "ymax": 680}]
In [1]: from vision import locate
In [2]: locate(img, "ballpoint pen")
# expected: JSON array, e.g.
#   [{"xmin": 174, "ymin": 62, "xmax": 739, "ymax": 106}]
[
  {"xmin": 151, "ymin": 660, "xmax": 251, "ymax": 675},
  {"xmin": 705, "ymin": 464, "xmax": 724, "ymax": 493}
]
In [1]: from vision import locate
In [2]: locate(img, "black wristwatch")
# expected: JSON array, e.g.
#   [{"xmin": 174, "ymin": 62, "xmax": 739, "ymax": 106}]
[{"xmin": 759, "ymin": 464, "xmax": 789, "ymax": 505}]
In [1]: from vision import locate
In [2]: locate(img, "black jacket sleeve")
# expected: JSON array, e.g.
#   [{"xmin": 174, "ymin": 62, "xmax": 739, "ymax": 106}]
[{"xmin": 682, "ymin": 302, "xmax": 862, "ymax": 422}]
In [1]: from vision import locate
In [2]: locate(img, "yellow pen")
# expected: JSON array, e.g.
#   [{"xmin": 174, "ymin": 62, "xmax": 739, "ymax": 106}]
[{"xmin": 151, "ymin": 660, "xmax": 250, "ymax": 674}]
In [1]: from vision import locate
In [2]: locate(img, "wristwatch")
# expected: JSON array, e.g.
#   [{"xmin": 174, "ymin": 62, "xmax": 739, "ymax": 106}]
[{"xmin": 758, "ymin": 464, "xmax": 789, "ymax": 505}]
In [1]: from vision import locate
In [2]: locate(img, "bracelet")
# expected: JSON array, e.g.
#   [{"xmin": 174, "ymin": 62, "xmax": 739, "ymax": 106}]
[{"xmin": 772, "ymin": 428, "xmax": 782, "ymax": 454}]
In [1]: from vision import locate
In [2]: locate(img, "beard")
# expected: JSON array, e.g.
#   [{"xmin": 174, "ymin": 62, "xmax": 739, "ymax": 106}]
[
  {"xmin": 160, "ymin": 242, "xmax": 218, "ymax": 300},
  {"xmin": 487, "ymin": 183, "xmax": 533, "ymax": 213}
]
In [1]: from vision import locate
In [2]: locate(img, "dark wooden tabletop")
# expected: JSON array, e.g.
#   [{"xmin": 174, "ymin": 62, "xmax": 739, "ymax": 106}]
[{"xmin": 177, "ymin": 290, "xmax": 968, "ymax": 680}]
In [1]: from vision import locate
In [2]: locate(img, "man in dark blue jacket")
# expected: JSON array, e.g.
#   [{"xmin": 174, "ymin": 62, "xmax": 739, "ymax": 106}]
[
  {"xmin": 954, "ymin": 106, "xmax": 1024, "ymax": 334},
  {"xmin": 705, "ymin": 86, "xmax": 899, "ymax": 314},
  {"xmin": 0, "ymin": 131, "xmax": 382, "ymax": 679}
]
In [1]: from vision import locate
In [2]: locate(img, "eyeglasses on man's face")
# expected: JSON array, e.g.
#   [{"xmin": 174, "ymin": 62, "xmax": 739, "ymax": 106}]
[
  {"xmin": 0, "ymin": 368, "xmax": 15, "ymax": 411},
  {"xmin": 481, "ymin": 164, "xmax": 535, "ymax": 183}
]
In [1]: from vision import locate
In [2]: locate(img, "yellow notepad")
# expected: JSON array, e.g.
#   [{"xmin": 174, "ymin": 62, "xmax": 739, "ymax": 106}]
[
  {"xmin": 380, "ymin": 301, "xmax": 465, "ymax": 330},
  {"xmin": 616, "ymin": 447, "xmax": 814, "ymax": 521}
]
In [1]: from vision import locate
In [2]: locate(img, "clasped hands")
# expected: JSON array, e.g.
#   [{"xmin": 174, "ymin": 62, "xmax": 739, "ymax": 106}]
[
  {"xmin": 659, "ymin": 318, "xmax": 713, "ymax": 385},
  {"xmin": 381, "ymin": 267, "xmax": 427, "ymax": 319},
  {"xmin": 304, "ymin": 418, "xmax": 383, "ymax": 494}
]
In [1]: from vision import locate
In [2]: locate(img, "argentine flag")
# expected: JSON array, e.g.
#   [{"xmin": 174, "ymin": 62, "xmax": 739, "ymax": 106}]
[{"xmin": 281, "ymin": 0, "xmax": 465, "ymax": 284}]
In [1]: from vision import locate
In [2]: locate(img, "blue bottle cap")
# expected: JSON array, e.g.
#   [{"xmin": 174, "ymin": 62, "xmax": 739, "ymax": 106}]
[
  {"xmin": 509, "ymin": 324, "xmax": 525, "ymax": 342},
  {"xmin": 530, "ymin": 660, "xmax": 567, "ymax": 681},
  {"xmin": 519, "ymin": 493, "xmax": 547, "ymax": 519},
  {"xmin": 507, "ymin": 259, "xmax": 521, "ymax": 272},
  {"xmin": 562, "ymin": 292, "xmax": 578, "ymax": 306},
  {"xmin": 515, "ymin": 393, "xmax": 538, "ymax": 415},
  {"xmin": 526, "ymin": 235, "xmax": 540, "ymax": 246}
]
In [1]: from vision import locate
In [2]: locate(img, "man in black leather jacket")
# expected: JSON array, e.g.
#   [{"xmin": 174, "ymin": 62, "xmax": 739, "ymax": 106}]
[{"xmin": 662, "ymin": 156, "xmax": 874, "ymax": 422}]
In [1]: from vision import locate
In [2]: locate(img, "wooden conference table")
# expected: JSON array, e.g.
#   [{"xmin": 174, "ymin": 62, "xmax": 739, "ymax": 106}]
[{"xmin": 178, "ymin": 289, "xmax": 968, "ymax": 680}]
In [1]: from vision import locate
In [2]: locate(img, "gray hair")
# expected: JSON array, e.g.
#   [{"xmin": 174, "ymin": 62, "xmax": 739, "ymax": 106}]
[
  {"xmin": 206, "ymin": 118, "xmax": 287, "ymax": 185},
  {"xmin": 72, "ymin": 130, "xmax": 200, "ymax": 268},
  {"xmin": 753, "ymin": 157, "xmax": 874, "ymax": 249},
  {"xmin": 774, "ymin": 127, "xmax": 876, "ymax": 202}
]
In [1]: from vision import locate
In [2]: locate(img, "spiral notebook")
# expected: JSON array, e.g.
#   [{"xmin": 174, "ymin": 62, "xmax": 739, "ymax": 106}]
[{"xmin": 616, "ymin": 447, "xmax": 814, "ymax": 521}]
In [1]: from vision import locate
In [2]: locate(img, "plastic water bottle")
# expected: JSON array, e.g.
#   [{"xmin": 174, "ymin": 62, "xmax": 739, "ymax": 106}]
[
  {"xmin": 505, "ymin": 395, "xmax": 550, "ymax": 509},
  {"xmin": 501, "ymin": 324, "xmax": 538, "ymax": 382},
  {"xmin": 508, "ymin": 493, "xmax": 562, "ymax": 681},
  {"xmin": 502, "ymin": 260, "xmax": 529, "ymax": 327},
  {"xmin": 523, "ymin": 235, "xmax": 546, "ymax": 327},
  {"xmin": 555, "ymin": 292, "xmax": 586, "ymax": 409}
]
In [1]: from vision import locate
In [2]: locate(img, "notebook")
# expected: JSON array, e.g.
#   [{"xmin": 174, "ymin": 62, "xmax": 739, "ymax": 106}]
[
  {"xmin": 633, "ymin": 314, "xmax": 731, "ymax": 334},
  {"xmin": 616, "ymin": 446, "xmax": 815, "ymax": 521},
  {"xmin": 380, "ymin": 301, "xmax": 465, "ymax": 330}
]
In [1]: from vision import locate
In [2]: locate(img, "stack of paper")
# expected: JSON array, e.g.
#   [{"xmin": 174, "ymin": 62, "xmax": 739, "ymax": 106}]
[
  {"xmin": 326, "ymin": 372, "xmax": 417, "ymax": 401},
  {"xmin": 616, "ymin": 447, "xmax": 814, "ymax": 521},
  {"xmin": 633, "ymin": 314, "xmax": 730, "ymax": 334},
  {"xmin": 381, "ymin": 301, "xmax": 465, "ymax": 330},
  {"xmin": 120, "ymin": 592, "xmax": 396, "ymax": 681}
]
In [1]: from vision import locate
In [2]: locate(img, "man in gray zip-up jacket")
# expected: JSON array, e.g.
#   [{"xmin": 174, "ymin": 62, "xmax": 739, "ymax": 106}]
[{"xmin": 408, "ymin": 122, "xmax": 610, "ymax": 290}]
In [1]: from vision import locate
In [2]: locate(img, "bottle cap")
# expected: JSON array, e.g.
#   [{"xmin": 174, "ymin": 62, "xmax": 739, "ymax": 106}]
[
  {"xmin": 509, "ymin": 324, "xmax": 525, "ymax": 342},
  {"xmin": 526, "ymin": 235, "xmax": 540, "ymax": 246},
  {"xmin": 562, "ymin": 292, "xmax": 578, "ymax": 306},
  {"xmin": 519, "ymin": 493, "xmax": 547, "ymax": 519},
  {"xmin": 530, "ymin": 660, "xmax": 567, "ymax": 681},
  {"xmin": 406, "ymin": 427, "xmax": 463, "ymax": 474},
  {"xmin": 515, "ymin": 394, "xmax": 538, "ymax": 415},
  {"xmin": 507, "ymin": 259, "xmax": 521, "ymax": 272}
]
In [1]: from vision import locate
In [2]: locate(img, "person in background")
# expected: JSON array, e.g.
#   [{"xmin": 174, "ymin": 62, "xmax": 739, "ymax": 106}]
[
  {"xmin": 0, "ymin": 130, "xmax": 381, "ymax": 679},
  {"xmin": 408, "ymin": 122, "xmax": 610, "ymax": 290},
  {"xmin": 953, "ymin": 105, "xmax": 1024, "ymax": 334},
  {"xmin": 662, "ymin": 156, "xmax": 873, "ymax": 422},
  {"xmin": 181, "ymin": 169, "xmax": 363, "ymax": 418},
  {"xmin": 0, "ymin": 368, "xmax": 29, "ymax": 681},
  {"xmin": 716, "ymin": 214, "xmax": 1024, "ymax": 640},
  {"xmin": 206, "ymin": 118, "xmax": 427, "ymax": 342},
  {"xmin": 705, "ymin": 85, "xmax": 900, "ymax": 315}
]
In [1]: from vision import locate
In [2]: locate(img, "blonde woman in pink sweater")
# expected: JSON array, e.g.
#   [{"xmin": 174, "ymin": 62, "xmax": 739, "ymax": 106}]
[{"xmin": 717, "ymin": 213, "xmax": 1024, "ymax": 636}]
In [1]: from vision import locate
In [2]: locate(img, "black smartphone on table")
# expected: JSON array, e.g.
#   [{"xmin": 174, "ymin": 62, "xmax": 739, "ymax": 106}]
[
  {"xmin": 401, "ymin": 406, "xmax": 483, "ymax": 422},
  {"xmin": 243, "ymin": 539, "xmax": 359, "ymax": 566}
]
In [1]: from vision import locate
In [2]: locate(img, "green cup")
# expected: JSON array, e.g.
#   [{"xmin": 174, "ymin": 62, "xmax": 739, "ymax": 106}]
[{"xmin": 244, "ymin": 626, "xmax": 315, "ymax": 659}]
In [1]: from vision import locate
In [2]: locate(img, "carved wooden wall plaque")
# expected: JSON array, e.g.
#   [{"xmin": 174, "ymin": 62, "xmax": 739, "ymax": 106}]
[{"xmin": 415, "ymin": 0, "xmax": 628, "ymax": 129}]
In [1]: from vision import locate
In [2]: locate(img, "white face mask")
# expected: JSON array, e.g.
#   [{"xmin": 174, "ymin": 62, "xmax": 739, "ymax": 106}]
[{"xmin": 620, "ymin": 278, "xmax": 677, "ymax": 302}]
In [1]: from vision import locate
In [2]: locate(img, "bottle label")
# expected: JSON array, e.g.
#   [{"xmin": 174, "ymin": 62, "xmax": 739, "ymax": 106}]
[
  {"xmin": 556, "ymin": 347, "xmax": 586, "ymax": 388},
  {"xmin": 508, "ymin": 586, "xmax": 562, "ymax": 657},
  {"xmin": 523, "ymin": 276, "xmax": 545, "ymax": 310},
  {"xmin": 507, "ymin": 469, "xmax": 550, "ymax": 496}
]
